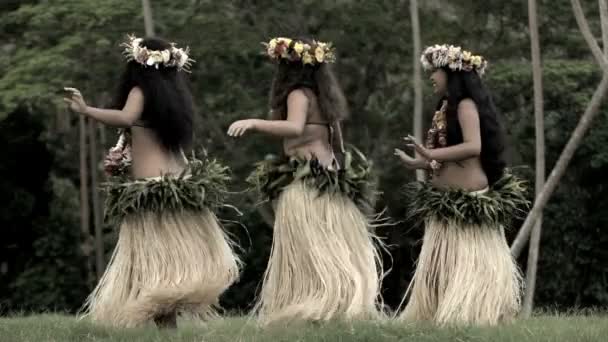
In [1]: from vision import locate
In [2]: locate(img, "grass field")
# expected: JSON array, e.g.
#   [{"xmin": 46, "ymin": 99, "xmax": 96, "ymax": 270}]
[{"xmin": 1, "ymin": 314, "xmax": 607, "ymax": 342}]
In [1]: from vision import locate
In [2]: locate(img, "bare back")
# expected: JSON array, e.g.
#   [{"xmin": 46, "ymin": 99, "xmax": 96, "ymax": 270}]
[
  {"xmin": 130, "ymin": 126, "xmax": 187, "ymax": 179},
  {"xmin": 283, "ymin": 89, "xmax": 334, "ymax": 166}
]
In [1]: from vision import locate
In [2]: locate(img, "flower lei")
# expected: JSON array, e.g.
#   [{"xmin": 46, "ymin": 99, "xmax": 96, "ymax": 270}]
[
  {"xmin": 121, "ymin": 34, "xmax": 194, "ymax": 72},
  {"xmin": 425, "ymin": 100, "xmax": 448, "ymax": 175},
  {"xmin": 104, "ymin": 130, "xmax": 132, "ymax": 177},
  {"xmin": 420, "ymin": 44, "xmax": 487, "ymax": 76},
  {"xmin": 263, "ymin": 37, "xmax": 336, "ymax": 65}
]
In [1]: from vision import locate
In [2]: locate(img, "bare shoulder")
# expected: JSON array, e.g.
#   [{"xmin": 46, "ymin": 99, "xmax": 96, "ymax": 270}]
[
  {"xmin": 287, "ymin": 89, "xmax": 310, "ymax": 103},
  {"xmin": 128, "ymin": 86, "xmax": 144, "ymax": 98},
  {"xmin": 457, "ymin": 98, "xmax": 478, "ymax": 114}
]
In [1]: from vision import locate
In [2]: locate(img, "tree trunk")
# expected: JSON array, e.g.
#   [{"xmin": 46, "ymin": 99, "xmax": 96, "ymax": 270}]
[
  {"xmin": 79, "ymin": 115, "xmax": 93, "ymax": 286},
  {"xmin": 410, "ymin": 0, "xmax": 425, "ymax": 182},
  {"xmin": 571, "ymin": 0, "xmax": 608, "ymax": 72},
  {"xmin": 511, "ymin": 76, "xmax": 608, "ymax": 257},
  {"xmin": 88, "ymin": 119, "xmax": 105, "ymax": 279},
  {"xmin": 522, "ymin": 0, "xmax": 545, "ymax": 318},
  {"xmin": 600, "ymin": 0, "xmax": 608, "ymax": 53},
  {"xmin": 512, "ymin": 0, "xmax": 608, "ymax": 258},
  {"xmin": 142, "ymin": 0, "xmax": 155, "ymax": 36}
]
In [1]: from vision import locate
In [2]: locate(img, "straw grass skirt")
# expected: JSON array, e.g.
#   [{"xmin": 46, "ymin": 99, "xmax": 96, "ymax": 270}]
[
  {"xmin": 399, "ymin": 217, "xmax": 522, "ymax": 325},
  {"xmin": 398, "ymin": 175, "xmax": 529, "ymax": 326},
  {"xmin": 82, "ymin": 209, "xmax": 239, "ymax": 327},
  {"xmin": 255, "ymin": 180, "xmax": 383, "ymax": 324},
  {"xmin": 81, "ymin": 158, "xmax": 240, "ymax": 328}
]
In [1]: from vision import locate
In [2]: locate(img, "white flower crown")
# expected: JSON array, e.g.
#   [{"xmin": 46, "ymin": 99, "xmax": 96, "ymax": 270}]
[
  {"xmin": 420, "ymin": 44, "xmax": 487, "ymax": 76},
  {"xmin": 263, "ymin": 37, "xmax": 336, "ymax": 65},
  {"xmin": 121, "ymin": 34, "xmax": 194, "ymax": 72}
]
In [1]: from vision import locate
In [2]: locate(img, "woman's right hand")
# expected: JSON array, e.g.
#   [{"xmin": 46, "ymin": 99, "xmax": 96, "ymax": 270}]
[
  {"xmin": 394, "ymin": 148, "xmax": 426, "ymax": 170},
  {"xmin": 227, "ymin": 119, "xmax": 258, "ymax": 137},
  {"xmin": 63, "ymin": 87, "xmax": 88, "ymax": 114}
]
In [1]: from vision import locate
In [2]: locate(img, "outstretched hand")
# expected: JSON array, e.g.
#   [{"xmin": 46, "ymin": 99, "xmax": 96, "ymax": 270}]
[
  {"xmin": 394, "ymin": 148, "xmax": 425, "ymax": 170},
  {"xmin": 63, "ymin": 87, "xmax": 88, "ymax": 114},
  {"xmin": 227, "ymin": 119, "xmax": 258, "ymax": 137},
  {"xmin": 403, "ymin": 134, "xmax": 431, "ymax": 159}
]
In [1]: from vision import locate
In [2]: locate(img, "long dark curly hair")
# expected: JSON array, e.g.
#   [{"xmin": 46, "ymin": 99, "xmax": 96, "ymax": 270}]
[
  {"xmin": 440, "ymin": 68, "xmax": 507, "ymax": 185},
  {"xmin": 113, "ymin": 37, "xmax": 194, "ymax": 153},
  {"xmin": 268, "ymin": 38, "xmax": 348, "ymax": 123}
]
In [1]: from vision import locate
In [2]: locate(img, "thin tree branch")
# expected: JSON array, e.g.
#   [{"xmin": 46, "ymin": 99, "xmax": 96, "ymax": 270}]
[
  {"xmin": 522, "ymin": 0, "xmax": 545, "ymax": 318},
  {"xmin": 571, "ymin": 0, "xmax": 608, "ymax": 72},
  {"xmin": 599, "ymin": 0, "xmax": 608, "ymax": 54},
  {"xmin": 410, "ymin": 0, "xmax": 425, "ymax": 182},
  {"xmin": 511, "ymin": 76, "xmax": 608, "ymax": 257},
  {"xmin": 512, "ymin": 0, "xmax": 608, "ymax": 258},
  {"xmin": 142, "ymin": 0, "xmax": 155, "ymax": 36},
  {"xmin": 88, "ymin": 119, "xmax": 105, "ymax": 280}
]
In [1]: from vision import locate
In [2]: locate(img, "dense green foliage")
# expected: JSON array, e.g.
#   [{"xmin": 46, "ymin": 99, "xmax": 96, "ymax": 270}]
[{"xmin": 1, "ymin": 0, "xmax": 606, "ymax": 314}]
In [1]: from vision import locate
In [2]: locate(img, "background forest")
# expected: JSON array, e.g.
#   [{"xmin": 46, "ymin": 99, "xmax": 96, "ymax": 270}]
[{"xmin": 1, "ymin": 0, "xmax": 606, "ymax": 316}]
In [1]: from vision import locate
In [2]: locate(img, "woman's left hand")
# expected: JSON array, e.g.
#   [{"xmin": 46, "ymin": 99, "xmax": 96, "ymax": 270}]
[
  {"xmin": 404, "ymin": 134, "xmax": 432, "ymax": 159},
  {"xmin": 227, "ymin": 119, "xmax": 258, "ymax": 137}
]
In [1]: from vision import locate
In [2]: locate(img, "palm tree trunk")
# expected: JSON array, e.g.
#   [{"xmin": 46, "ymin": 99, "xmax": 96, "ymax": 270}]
[
  {"xmin": 600, "ymin": 0, "xmax": 608, "ymax": 53},
  {"xmin": 511, "ymin": 0, "xmax": 608, "ymax": 258},
  {"xmin": 88, "ymin": 119, "xmax": 105, "ymax": 279},
  {"xmin": 142, "ymin": 0, "xmax": 155, "ymax": 36},
  {"xmin": 522, "ymin": 0, "xmax": 545, "ymax": 318},
  {"xmin": 79, "ymin": 115, "xmax": 93, "ymax": 286},
  {"xmin": 410, "ymin": 0, "xmax": 425, "ymax": 181}
]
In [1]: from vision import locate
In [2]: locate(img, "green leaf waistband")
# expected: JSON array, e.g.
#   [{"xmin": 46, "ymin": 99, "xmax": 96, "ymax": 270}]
[
  {"xmin": 103, "ymin": 157, "xmax": 231, "ymax": 222},
  {"xmin": 404, "ymin": 172, "xmax": 531, "ymax": 228},
  {"xmin": 246, "ymin": 149, "xmax": 379, "ymax": 212}
]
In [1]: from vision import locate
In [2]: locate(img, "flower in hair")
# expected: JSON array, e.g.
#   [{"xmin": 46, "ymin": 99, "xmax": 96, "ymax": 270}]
[
  {"xmin": 263, "ymin": 37, "xmax": 336, "ymax": 65},
  {"xmin": 420, "ymin": 44, "xmax": 487, "ymax": 76},
  {"xmin": 121, "ymin": 34, "xmax": 194, "ymax": 72}
]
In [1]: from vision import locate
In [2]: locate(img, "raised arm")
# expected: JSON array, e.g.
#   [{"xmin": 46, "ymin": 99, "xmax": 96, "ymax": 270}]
[
  {"xmin": 227, "ymin": 89, "xmax": 308, "ymax": 138},
  {"xmin": 425, "ymin": 99, "xmax": 482, "ymax": 162},
  {"xmin": 64, "ymin": 87, "xmax": 143, "ymax": 127}
]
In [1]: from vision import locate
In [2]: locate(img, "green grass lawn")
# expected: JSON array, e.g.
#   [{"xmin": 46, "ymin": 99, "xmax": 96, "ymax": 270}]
[{"xmin": 1, "ymin": 314, "xmax": 607, "ymax": 342}]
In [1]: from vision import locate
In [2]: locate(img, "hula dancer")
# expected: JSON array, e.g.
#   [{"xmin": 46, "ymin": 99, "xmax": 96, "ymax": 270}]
[
  {"xmin": 228, "ymin": 37, "xmax": 383, "ymax": 323},
  {"xmin": 64, "ymin": 36, "xmax": 240, "ymax": 329},
  {"xmin": 394, "ymin": 44, "xmax": 529, "ymax": 326}
]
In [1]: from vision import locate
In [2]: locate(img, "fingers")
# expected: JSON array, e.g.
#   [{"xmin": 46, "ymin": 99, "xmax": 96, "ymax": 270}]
[
  {"xmin": 227, "ymin": 123, "xmax": 236, "ymax": 136},
  {"xmin": 231, "ymin": 126, "xmax": 240, "ymax": 137},
  {"xmin": 63, "ymin": 98, "xmax": 73, "ymax": 105},
  {"xmin": 403, "ymin": 136, "xmax": 420, "ymax": 146},
  {"xmin": 64, "ymin": 88, "xmax": 84, "ymax": 104},
  {"xmin": 394, "ymin": 148, "xmax": 412, "ymax": 159},
  {"xmin": 227, "ymin": 122, "xmax": 245, "ymax": 137},
  {"xmin": 236, "ymin": 126, "xmax": 247, "ymax": 137},
  {"xmin": 64, "ymin": 87, "xmax": 81, "ymax": 96}
]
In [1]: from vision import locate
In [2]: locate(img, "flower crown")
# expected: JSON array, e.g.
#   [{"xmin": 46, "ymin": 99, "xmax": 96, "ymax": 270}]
[
  {"xmin": 420, "ymin": 44, "xmax": 487, "ymax": 76},
  {"xmin": 263, "ymin": 37, "xmax": 336, "ymax": 65},
  {"xmin": 121, "ymin": 34, "xmax": 194, "ymax": 72}
]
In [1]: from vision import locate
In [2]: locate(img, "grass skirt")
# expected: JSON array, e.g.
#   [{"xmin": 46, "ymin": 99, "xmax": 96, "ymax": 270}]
[
  {"xmin": 398, "ymin": 174, "xmax": 529, "ymax": 326},
  {"xmin": 81, "ymin": 158, "xmax": 240, "ymax": 327},
  {"xmin": 400, "ymin": 217, "xmax": 522, "ymax": 325},
  {"xmin": 254, "ymin": 181, "xmax": 383, "ymax": 324}
]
